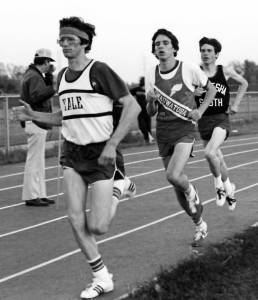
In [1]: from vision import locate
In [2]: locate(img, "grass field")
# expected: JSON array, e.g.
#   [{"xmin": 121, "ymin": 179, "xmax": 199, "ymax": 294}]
[{"xmin": 124, "ymin": 226, "xmax": 258, "ymax": 300}]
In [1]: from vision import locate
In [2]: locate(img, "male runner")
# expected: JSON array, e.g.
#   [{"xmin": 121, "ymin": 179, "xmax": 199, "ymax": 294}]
[{"xmin": 195, "ymin": 37, "xmax": 248, "ymax": 210}]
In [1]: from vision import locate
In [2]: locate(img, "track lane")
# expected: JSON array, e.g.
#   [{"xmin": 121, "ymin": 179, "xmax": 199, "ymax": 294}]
[{"xmin": 0, "ymin": 134, "xmax": 258, "ymax": 299}]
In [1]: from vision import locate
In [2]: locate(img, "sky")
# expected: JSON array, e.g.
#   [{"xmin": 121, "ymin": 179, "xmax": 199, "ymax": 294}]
[{"xmin": 1, "ymin": 0, "xmax": 257, "ymax": 83}]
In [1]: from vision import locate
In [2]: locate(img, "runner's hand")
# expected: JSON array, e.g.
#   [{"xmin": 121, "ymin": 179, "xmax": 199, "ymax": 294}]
[
  {"xmin": 228, "ymin": 104, "xmax": 238, "ymax": 114},
  {"xmin": 98, "ymin": 143, "xmax": 116, "ymax": 166},
  {"xmin": 194, "ymin": 87, "xmax": 205, "ymax": 97},
  {"xmin": 12, "ymin": 100, "xmax": 34, "ymax": 121},
  {"xmin": 146, "ymin": 90, "xmax": 157, "ymax": 103},
  {"xmin": 188, "ymin": 109, "xmax": 202, "ymax": 122}
]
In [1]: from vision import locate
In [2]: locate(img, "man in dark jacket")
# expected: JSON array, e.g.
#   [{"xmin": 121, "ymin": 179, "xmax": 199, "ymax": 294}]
[
  {"xmin": 20, "ymin": 48, "xmax": 56, "ymax": 206},
  {"xmin": 130, "ymin": 77, "xmax": 155, "ymax": 144}
]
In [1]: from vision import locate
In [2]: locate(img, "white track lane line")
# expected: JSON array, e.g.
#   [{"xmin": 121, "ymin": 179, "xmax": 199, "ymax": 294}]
[
  {"xmin": 0, "ymin": 136, "xmax": 257, "ymax": 180},
  {"xmin": 0, "ymin": 159, "xmax": 258, "ymax": 239},
  {"xmin": 1, "ymin": 142, "xmax": 258, "ymax": 193},
  {"xmin": 0, "ymin": 181, "xmax": 257, "ymax": 284},
  {"xmin": 1, "ymin": 146, "xmax": 258, "ymax": 211}
]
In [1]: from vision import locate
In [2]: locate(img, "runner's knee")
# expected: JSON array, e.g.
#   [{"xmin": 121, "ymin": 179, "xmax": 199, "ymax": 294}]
[
  {"xmin": 88, "ymin": 219, "xmax": 110, "ymax": 235},
  {"xmin": 204, "ymin": 148, "xmax": 217, "ymax": 161},
  {"xmin": 166, "ymin": 170, "xmax": 180, "ymax": 185}
]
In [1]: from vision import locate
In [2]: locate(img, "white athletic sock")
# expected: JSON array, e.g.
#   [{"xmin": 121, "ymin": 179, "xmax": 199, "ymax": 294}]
[
  {"xmin": 93, "ymin": 265, "xmax": 110, "ymax": 280},
  {"xmin": 223, "ymin": 178, "xmax": 233, "ymax": 195},
  {"xmin": 214, "ymin": 175, "xmax": 223, "ymax": 189},
  {"xmin": 88, "ymin": 255, "xmax": 105, "ymax": 273}
]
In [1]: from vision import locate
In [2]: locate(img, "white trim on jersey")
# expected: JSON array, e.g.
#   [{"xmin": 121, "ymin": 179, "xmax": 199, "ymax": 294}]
[
  {"xmin": 58, "ymin": 60, "xmax": 114, "ymax": 145},
  {"xmin": 145, "ymin": 61, "xmax": 208, "ymax": 94}
]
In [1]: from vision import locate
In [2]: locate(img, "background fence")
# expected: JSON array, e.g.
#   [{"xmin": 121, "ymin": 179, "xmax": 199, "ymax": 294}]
[
  {"xmin": 1, "ymin": 92, "xmax": 258, "ymax": 157},
  {"xmin": 0, "ymin": 95, "xmax": 61, "ymax": 157}
]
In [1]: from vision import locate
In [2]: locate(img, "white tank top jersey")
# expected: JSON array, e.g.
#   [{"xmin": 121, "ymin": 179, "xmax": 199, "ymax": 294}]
[{"xmin": 58, "ymin": 60, "xmax": 114, "ymax": 145}]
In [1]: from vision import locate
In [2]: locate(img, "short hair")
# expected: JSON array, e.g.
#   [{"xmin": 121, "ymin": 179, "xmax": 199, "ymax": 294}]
[
  {"xmin": 33, "ymin": 57, "xmax": 50, "ymax": 65},
  {"xmin": 199, "ymin": 37, "xmax": 222, "ymax": 54},
  {"xmin": 152, "ymin": 28, "xmax": 179, "ymax": 57},
  {"xmin": 59, "ymin": 16, "xmax": 96, "ymax": 52}
]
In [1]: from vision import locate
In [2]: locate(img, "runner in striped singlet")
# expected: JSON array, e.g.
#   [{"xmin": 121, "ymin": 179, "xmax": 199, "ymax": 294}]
[{"xmin": 145, "ymin": 29, "xmax": 217, "ymax": 246}]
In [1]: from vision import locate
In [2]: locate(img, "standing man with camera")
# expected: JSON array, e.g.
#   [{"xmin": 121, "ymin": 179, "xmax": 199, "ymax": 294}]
[{"xmin": 20, "ymin": 49, "xmax": 56, "ymax": 206}]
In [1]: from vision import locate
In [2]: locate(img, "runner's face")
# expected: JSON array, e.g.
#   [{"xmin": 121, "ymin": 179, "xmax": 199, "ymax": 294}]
[
  {"xmin": 200, "ymin": 44, "xmax": 218, "ymax": 65},
  {"xmin": 154, "ymin": 35, "xmax": 175, "ymax": 61},
  {"xmin": 58, "ymin": 34, "xmax": 86, "ymax": 59}
]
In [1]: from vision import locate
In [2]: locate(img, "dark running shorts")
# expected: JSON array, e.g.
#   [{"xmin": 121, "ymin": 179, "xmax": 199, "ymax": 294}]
[
  {"xmin": 158, "ymin": 133, "xmax": 195, "ymax": 158},
  {"xmin": 60, "ymin": 140, "xmax": 115, "ymax": 184},
  {"xmin": 156, "ymin": 119, "xmax": 197, "ymax": 157},
  {"xmin": 198, "ymin": 113, "xmax": 230, "ymax": 141}
]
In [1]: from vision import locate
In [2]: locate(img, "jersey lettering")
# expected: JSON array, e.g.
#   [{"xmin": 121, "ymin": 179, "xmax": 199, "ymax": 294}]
[
  {"xmin": 199, "ymin": 97, "xmax": 223, "ymax": 107},
  {"xmin": 212, "ymin": 82, "xmax": 227, "ymax": 95},
  {"xmin": 195, "ymin": 65, "xmax": 230, "ymax": 115},
  {"xmin": 62, "ymin": 96, "xmax": 84, "ymax": 111}
]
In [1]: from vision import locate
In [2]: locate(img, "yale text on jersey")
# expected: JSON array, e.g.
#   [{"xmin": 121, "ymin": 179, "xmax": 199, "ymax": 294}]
[{"xmin": 61, "ymin": 96, "xmax": 84, "ymax": 111}]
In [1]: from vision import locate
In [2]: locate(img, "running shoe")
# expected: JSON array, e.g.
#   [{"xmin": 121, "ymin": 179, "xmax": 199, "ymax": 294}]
[
  {"xmin": 192, "ymin": 220, "xmax": 208, "ymax": 246},
  {"xmin": 216, "ymin": 187, "xmax": 226, "ymax": 207},
  {"xmin": 226, "ymin": 183, "xmax": 236, "ymax": 211},
  {"xmin": 123, "ymin": 177, "xmax": 136, "ymax": 198},
  {"xmin": 80, "ymin": 273, "xmax": 114, "ymax": 299}
]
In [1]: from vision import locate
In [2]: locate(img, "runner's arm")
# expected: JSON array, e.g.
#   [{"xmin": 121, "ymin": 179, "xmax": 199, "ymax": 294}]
[
  {"xmin": 91, "ymin": 62, "xmax": 141, "ymax": 165},
  {"xmin": 146, "ymin": 90, "xmax": 158, "ymax": 116},
  {"xmin": 13, "ymin": 100, "xmax": 62, "ymax": 126},
  {"xmin": 197, "ymin": 81, "xmax": 217, "ymax": 116},
  {"xmin": 188, "ymin": 81, "xmax": 217, "ymax": 121},
  {"xmin": 224, "ymin": 66, "xmax": 248, "ymax": 113},
  {"xmin": 98, "ymin": 94, "xmax": 140, "ymax": 166}
]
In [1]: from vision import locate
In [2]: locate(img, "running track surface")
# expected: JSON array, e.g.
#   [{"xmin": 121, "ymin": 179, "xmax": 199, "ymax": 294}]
[{"xmin": 0, "ymin": 134, "xmax": 258, "ymax": 300}]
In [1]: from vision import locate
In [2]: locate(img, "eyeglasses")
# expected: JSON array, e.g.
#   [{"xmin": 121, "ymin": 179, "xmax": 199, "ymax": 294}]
[{"xmin": 57, "ymin": 37, "xmax": 83, "ymax": 46}]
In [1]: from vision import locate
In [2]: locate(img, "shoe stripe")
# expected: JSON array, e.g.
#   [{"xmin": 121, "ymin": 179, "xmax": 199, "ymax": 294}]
[
  {"xmin": 226, "ymin": 196, "xmax": 236, "ymax": 204},
  {"xmin": 113, "ymin": 187, "xmax": 122, "ymax": 198},
  {"xmin": 93, "ymin": 285, "xmax": 104, "ymax": 295},
  {"xmin": 129, "ymin": 183, "xmax": 135, "ymax": 191},
  {"xmin": 217, "ymin": 188, "xmax": 226, "ymax": 197}
]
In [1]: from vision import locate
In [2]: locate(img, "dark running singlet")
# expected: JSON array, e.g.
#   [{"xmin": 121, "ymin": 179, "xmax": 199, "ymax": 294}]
[
  {"xmin": 195, "ymin": 65, "xmax": 230, "ymax": 116},
  {"xmin": 154, "ymin": 62, "xmax": 196, "ymax": 143}
]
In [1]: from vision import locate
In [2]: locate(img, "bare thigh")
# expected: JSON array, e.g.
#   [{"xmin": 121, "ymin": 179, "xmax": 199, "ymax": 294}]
[
  {"xmin": 167, "ymin": 142, "xmax": 194, "ymax": 176},
  {"xmin": 63, "ymin": 167, "xmax": 88, "ymax": 215},
  {"xmin": 205, "ymin": 127, "xmax": 227, "ymax": 154},
  {"xmin": 89, "ymin": 178, "xmax": 114, "ymax": 227}
]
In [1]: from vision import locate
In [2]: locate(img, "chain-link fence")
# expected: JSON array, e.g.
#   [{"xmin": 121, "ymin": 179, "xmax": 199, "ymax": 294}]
[
  {"xmin": 0, "ymin": 95, "xmax": 61, "ymax": 156},
  {"xmin": 1, "ymin": 92, "xmax": 258, "ymax": 158}
]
